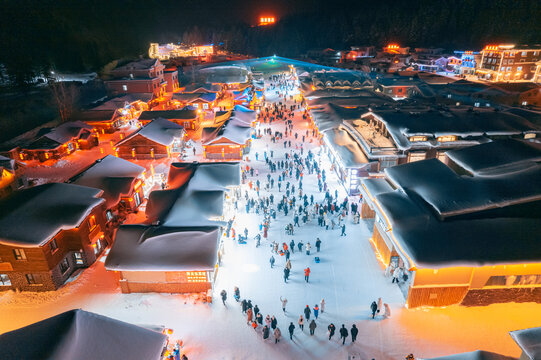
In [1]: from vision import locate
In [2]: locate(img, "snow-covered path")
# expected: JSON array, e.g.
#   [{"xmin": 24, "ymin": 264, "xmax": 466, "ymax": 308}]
[{"xmin": 1, "ymin": 70, "xmax": 541, "ymax": 360}]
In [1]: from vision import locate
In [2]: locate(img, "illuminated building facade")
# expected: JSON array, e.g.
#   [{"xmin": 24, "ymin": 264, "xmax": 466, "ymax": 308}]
[
  {"xmin": 360, "ymin": 140, "xmax": 541, "ymax": 308},
  {"xmin": 477, "ymin": 44, "xmax": 541, "ymax": 82}
]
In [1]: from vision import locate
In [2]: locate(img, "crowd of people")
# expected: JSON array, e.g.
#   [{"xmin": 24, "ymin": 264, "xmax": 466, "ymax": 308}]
[{"xmin": 217, "ymin": 71, "xmax": 406, "ymax": 357}]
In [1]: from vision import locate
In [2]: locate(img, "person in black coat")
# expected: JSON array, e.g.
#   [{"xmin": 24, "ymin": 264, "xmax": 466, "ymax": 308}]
[
  {"xmin": 339, "ymin": 324, "xmax": 349, "ymax": 345},
  {"xmin": 370, "ymin": 301, "xmax": 378, "ymax": 319},
  {"xmin": 351, "ymin": 324, "xmax": 358, "ymax": 343},
  {"xmin": 263, "ymin": 325, "xmax": 270, "ymax": 340},
  {"xmin": 328, "ymin": 323, "xmax": 336, "ymax": 340},
  {"xmin": 288, "ymin": 322, "xmax": 295, "ymax": 340},
  {"xmin": 256, "ymin": 312, "xmax": 263, "ymax": 325},
  {"xmin": 290, "ymin": 239, "xmax": 295, "ymax": 253},
  {"xmin": 220, "ymin": 290, "xmax": 227, "ymax": 305},
  {"xmin": 303, "ymin": 305, "xmax": 311, "ymax": 320},
  {"xmin": 254, "ymin": 305, "xmax": 260, "ymax": 317},
  {"xmin": 241, "ymin": 299, "xmax": 248, "ymax": 313},
  {"xmin": 271, "ymin": 315, "xmax": 277, "ymax": 329},
  {"xmin": 283, "ymin": 268, "xmax": 290, "ymax": 283},
  {"xmin": 247, "ymin": 300, "xmax": 253, "ymax": 310}
]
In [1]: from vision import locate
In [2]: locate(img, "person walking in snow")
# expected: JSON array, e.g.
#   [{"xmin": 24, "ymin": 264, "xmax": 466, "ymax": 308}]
[
  {"xmin": 256, "ymin": 312, "xmax": 263, "ymax": 325},
  {"xmin": 370, "ymin": 301, "xmax": 378, "ymax": 319},
  {"xmin": 280, "ymin": 296, "xmax": 288, "ymax": 313},
  {"xmin": 265, "ymin": 315, "xmax": 272, "ymax": 328},
  {"xmin": 241, "ymin": 299, "xmax": 248, "ymax": 313},
  {"xmin": 263, "ymin": 325, "xmax": 270, "ymax": 340},
  {"xmin": 254, "ymin": 305, "xmax": 260, "ymax": 317},
  {"xmin": 313, "ymin": 304, "xmax": 319, "ymax": 319},
  {"xmin": 377, "ymin": 297, "xmax": 383, "ymax": 315},
  {"xmin": 220, "ymin": 290, "xmax": 227, "ymax": 305},
  {"xmin": 288, "ymin": 322, "xmax": 295, "ymax": 340},
  {"xmin": 315, "ymin": 238, "xmax": 321, "ymax": 252},
  {"xmin": 328, "ymin": 323, "xmax": 336, "ymax": 340},
  {"xmin": 283, "ymin": 267, "xmax": 290, "ymax": 283},
  {"xmin": 350, "ymin": 324, "xmax": 358, "ymax": 343},
  {"xmin": 274, "ymin": 327, "xmax": 281, "ymax": 343},
  {"xmin": 269, "ymin": 255, "xmax": 275, "ymax": 268},
  {"xmin": 303, "ymin": 305, "xmax": 311, "ymax": 320},
  {"xmin": 298, "ymin": 315, "xmax": 304, "ymax": 331},
  {"xmin": 305, "ymin": 242, "xmax": 311, "ymax": 255},
  {"xmin": 285, "ymin": 259, "xmax": 292, "ymax": 270},
  {"xmin": 297, "ymin": 241, "xmax": 303, "ymax": 252},
  {"xmin": 340, "ymin": 224, "xmax": 346, "ymax": 236},
  {"xmin": 271, "ymin": 315, "xmax": 277, "ymax": 330},
  {"xmin": 304, "ymin": 267, "xmax": 311, "ymax": 282},
  {"xmin": 339, "ymin": 324, "xmax": 349, "ymax": 345},
  {"xmin": 321, "ymin": 299, "xmax": 325, "ymax": 313},
  {"xmin": 234, "ymin": 287, "xmax": 240, "ymax": 302},
  {"xmin": 384, "ymin": 303, "xmax": 391, "ymax": 318},
  {"xmin": 290, "ymin": 239, "xmax": 295, "ymax": 253},
  {"xmin": 246, "ymin": 308, "xmax": 253, "ymax": 325},
  {"xmin": 309, "ymin": 319, "xmax": 317, "ymax": 335}
]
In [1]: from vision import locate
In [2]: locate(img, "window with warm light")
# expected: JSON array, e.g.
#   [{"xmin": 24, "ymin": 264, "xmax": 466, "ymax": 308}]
[
  {"xmin": 88, "ymin": 215, "xmax": 97, "ymax": 231},
  {"xmin": 186, "ymin": 271, "xmax": 207, "ymax": 282},
  {"xmin": 409, "ymin": 136, "xmax": 427, "ymax": 142},
  {"xmin": 437, "ymin": 135, "xmax": 456, "ymax": 142},
  {"xmin": 13, "ymin": 249, "xmax": 27, "ymax": 261}
]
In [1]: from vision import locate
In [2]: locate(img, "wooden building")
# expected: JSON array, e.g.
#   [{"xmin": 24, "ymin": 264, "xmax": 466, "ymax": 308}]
[
  {"xmin": 105, "ymin": 226, "xmax": 221, "ymax": 294},
  {"xmin": 0, "ymin": 183, "xmax": 109, "ymax": 291},
  {"xmin": 359, "ymin": 140, "xmax": 541, "ymax": 308},
  {"xmin": 105, "ymin": 59, "xmax": 166, "ymax": 97},
  {"xmin": 22, "ymin": 121, "xmax": 98, "ymax": 162},
  {"xmin": 115, "ymin": 118, "xmax": 185, "ymax": 160},
  {"xmin": 0, "ymin": 156, "xmax": 27, "ymax": 199},
  {"xmin": 138, "ymin": 109, "xmax": 199, "ymax": 130},
  {"xmin": 69, "ymin": 155, "xmax": 146, "ymax": 218},
  {"xmin": 170, "ymin": 92, "xmax": 217, "ymax": 111},
  {"xmin": 477, "ymin": 44, "xmax": 541, "ymax": 82},
  {"xmin": 202, "ymin": 119, "xmax": 252, "ymax": 160}
]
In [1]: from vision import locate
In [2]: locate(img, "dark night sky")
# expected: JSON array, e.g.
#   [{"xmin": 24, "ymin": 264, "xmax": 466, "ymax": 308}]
[{"xmin": 0, "ymin": 0, "xmax": 540, "ymax": 82}]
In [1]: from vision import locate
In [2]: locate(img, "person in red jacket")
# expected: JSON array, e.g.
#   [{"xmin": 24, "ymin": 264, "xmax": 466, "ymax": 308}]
[{"xmin": 304, "ymin": 267, "xmax": 311, "ymax": 282}]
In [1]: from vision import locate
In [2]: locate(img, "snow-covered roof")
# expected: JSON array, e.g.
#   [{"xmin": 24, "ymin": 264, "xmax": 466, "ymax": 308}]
[
  {"xmin": 138, "ymin": 109, "xmax": 198, "ymax": 121},
  {"xmin": 168, "ymin": 162, "xmax": 241, "ymax": 190},
  {"xmin": 425, "ymin": 350, "xmax": 516, "ymax": 360},
  {"xmin": 113, "ymin": 58, "xmax": 160, "ymax": 72},
  {"xmin": 384, "ymin": 158, "xmax": 541, "ymax": 219},
  {"xmin": 366, "ymin": 107, "xmax": 541, "ymax": 151},
  {"xmin": 446, "ymin": 139, "xmax": 541, "ymax": 176},
  {"xmin": 182, "ymin": 83, "xmax": 223, "ymax": 93},
  {"xmin": 172, "ymin": 92, "xmax": 217, "ymax": 103},
  {"xmin": 27, "ymin": 121, "xmax": 94, "ymax": 150},
  {"xmin": 307, "ymin": 94, "xmax": 391, "ymax": 108},
  {"xmin": 69, "ymin": 155, "xmax": 145, "ymax": 208},
  {"xmin": 117, "ymin": 118, "xmax": 185, "ymax": 147},
  {"xmin": 0, "ymin": 309, "xmax": 167, "ymax": 360},
  {"xmin": 369, "ymin": 157, "xmax": 541, "ymax": 269},
  {"xmin": 91, "ymin": 94, "xmax": 152, "ymax": 110},
  {"xmin": 323, "ymin": 127, "xmax": 369, "ymax": 168},
  {"xmin": 0, "ymin": 183, "xmax": 104, "ymax": 247},
  {"xmin": 510, "ymin": 326, "xmax": 541, "ymax": 360},
  {"xmin": 202, "ymin": 119, "xmax": 252, "ymax": 146},
  {"xmin": 105, "ymin": 225, "xmax": 220, "ymax": 271}
]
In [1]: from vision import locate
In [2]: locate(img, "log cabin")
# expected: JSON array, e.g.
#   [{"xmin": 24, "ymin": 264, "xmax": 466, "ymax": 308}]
[
  {"xmin": 138, "ymin": 109, "xmax": 199, "ymax": 130},
  {"xmin": 69, "ymin": 155, "xmax": 146, "ymax": 218},
  {"xmin": 359, "ymin": 140, "xmax": 541, "ymax": 308},
  {"xmin": 115, "ymin": 118, "xmax": 185, "ymax": 160},
  {"xmin": 0, "ymin": 183, "xmax": 109, "ymax": 291},
  {"xmin": 21, "ymin": 121, "xmax": 99, "ymax": 162}
]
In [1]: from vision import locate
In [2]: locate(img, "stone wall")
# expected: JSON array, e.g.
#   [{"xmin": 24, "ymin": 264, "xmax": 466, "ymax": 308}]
[{"xmin": 461, "ymin": 287, "xmax": 541, "ymax": 306}]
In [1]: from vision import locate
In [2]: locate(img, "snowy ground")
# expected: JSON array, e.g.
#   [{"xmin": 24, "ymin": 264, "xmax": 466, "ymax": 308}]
[{"xmin": 1, "ymin": 72, "xmax": 541, "ymax": 360}]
